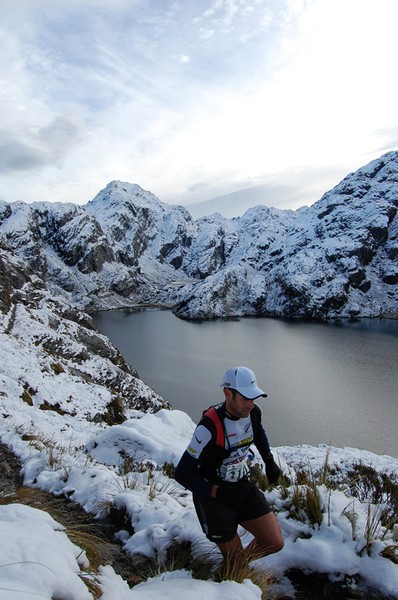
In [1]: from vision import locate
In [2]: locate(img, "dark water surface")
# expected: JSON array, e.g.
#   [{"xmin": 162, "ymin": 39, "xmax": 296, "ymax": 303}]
[{"xmin": 93, "ymin": 310, "xmax": 398, "ymax": 458}]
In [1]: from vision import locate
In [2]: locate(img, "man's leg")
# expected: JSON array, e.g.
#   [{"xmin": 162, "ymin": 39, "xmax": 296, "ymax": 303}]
[
  {"xmin": 216, "ymin": 511, "xmax": 283, "ymax": 562},
  {"xmin": 216, "ymin": 533, "xmax": 244, "ymax": 560},
  {"xmin": 241, "ymin": 511, "xmax": 284, "ymax": 559},
  {"xmin": 215, "ymin": 533, "xmax": 249, "ymax": 579}
]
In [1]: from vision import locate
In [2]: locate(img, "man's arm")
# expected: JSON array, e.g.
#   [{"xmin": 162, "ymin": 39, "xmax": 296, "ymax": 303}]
[
  {"xmin": 174, "ymin": 451, "xmax": 215, "ymax": 501},
  {"xmin": 175, "ymin": 450, "xmax": 246, "ymax": 506},
  {"xmin": 252, "ymin": 405, "xmax": 272, "ymax": 460},
  {"xmin": 252, "ymin": 405, "xmax": 282, "ymax": 484},
  {"xmin": 174, "ymin": 423, "xmax": 216, "ymax": 502}
]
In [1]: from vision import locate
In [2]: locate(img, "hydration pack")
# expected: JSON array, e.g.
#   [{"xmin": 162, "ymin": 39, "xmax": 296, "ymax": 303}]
[{"xmin": 202, "ymin": 403, "xmax": 260, "ymax": 449}]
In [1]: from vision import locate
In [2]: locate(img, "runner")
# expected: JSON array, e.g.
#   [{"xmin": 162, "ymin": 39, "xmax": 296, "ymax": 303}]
[{"xmin": 175, "ymin": 366, "xmax": 284, "ymax": 567}]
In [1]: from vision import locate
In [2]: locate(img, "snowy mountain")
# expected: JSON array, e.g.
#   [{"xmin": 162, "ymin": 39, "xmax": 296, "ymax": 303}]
[
  {"xmin": 0, "ymin": 238, "xmax": 169, "ymax": 425},
  {"xmin": 0, "ymin": 242, "xmax": 397, "ymax": 597},
  {"xmin": 1, "ymin": 159, "xmax": 398, "ymax": 599},
  {"xmin": 1, "ymin": 151, "xmax": 397, "ymax": 321}
]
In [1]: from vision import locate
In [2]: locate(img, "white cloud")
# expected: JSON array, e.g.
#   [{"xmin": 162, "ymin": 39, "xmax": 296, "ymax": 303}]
[{"xmin": 0, "ymin": 0, "xmax": 397, "ymax": 208}]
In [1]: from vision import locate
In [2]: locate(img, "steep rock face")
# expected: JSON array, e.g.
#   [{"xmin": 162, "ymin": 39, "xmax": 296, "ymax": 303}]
[
  {"xmin": 174, "ymin": 152, "xmax": 398, "ymax": 320},
  {"xmin": 0, "ymin": 152, "xmax": 398, "ymax": 320},
  {"xmin": 181, "ymin": 213, "xmax": 238, "ymax": 278},
  {"xmin": 86, "ymin": 182, "xmax": 196, "ymax": 263},
  {"xmin": 268, "ymin": 154, "xmax": 398, "ymax": 319},
  {"xmin": 0, "ymin": 238, "xmax": 35, "ymax": 313},
  {"xmin": 0, "ymin": 185, "xmax": 195, "ymax": 310}
]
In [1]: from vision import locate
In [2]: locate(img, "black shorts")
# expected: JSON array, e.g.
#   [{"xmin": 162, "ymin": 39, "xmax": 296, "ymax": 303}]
[{"xmin": 193, "ymin": 480, "xmax": 272, "ymax": 544}]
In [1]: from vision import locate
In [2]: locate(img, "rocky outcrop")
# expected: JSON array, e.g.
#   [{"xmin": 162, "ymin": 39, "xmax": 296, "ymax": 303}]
[
  {"xmin": 174, "ymin": 153, "xmax": 398, "ymax": 320},
  {"xmin": 0, "ymin": 242, "xmax": 169, "ymax": 427}
]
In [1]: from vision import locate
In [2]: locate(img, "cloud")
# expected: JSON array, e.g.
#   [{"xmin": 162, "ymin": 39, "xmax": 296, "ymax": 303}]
[
  {"xmin": 38, "ymin": 113, "xmax": 86, "ymax": 161},
  {"xmin": 168, "ymin": 164, "xmax": 351, "ymax": 214},
  {"xmin": 374, "ymin": 127, "xmax": 398, "ymax": 154},
  {"xmin": 1, "ymin": 0, "xmax": 398, "ymax": 210},
  {"xmin": 0, "ymin": 112, "xmax": 85, "ymax": 175},
  {"xmin": 0, "ymin": 138, "xmax": 46, "ymax": 173}
]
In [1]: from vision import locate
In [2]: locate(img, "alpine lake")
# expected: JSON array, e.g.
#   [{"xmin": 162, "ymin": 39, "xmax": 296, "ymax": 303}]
[{"xmin": 92, "ymin": 310, "xmax": 398, "ymax": 459}]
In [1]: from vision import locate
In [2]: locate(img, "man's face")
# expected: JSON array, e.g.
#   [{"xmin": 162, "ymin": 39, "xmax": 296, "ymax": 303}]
[{"xmin": 224, "ymin": 388, "xmax": 255, "ymax": 418}]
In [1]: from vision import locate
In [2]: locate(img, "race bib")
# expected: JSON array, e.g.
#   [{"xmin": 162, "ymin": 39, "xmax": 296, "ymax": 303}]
[{"xmin": 221, "ymin": 457, "xmax": 250, "ymax": 482}]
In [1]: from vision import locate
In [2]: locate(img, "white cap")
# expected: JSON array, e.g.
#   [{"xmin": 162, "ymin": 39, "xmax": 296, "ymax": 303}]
[{"xmin": 222, "ymin": 366, "xmax": 267, "ymax": 399}]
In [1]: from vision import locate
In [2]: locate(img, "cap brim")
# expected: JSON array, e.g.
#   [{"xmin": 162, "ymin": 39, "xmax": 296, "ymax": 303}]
[{"xmin": 240, "ymin": 387, "xmax": 267, "ymax": 399}]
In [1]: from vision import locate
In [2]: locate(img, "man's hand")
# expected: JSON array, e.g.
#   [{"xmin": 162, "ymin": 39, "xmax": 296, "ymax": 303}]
[{"xmin": 265, "ymin": 456, "xmax": 282, "ymax": 484}]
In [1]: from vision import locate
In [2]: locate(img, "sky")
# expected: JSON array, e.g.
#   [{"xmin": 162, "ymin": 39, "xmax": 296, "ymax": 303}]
[{"xmin": 1, "ymin": 0, "xmax": 398, "ymax": 213}]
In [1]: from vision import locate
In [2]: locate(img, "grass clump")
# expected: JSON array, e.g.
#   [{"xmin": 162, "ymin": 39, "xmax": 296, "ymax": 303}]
[
  {"xmin": 102, "ymin": 395, "xmax": 126, "ymax": 425},
  {"xmin": 345, "ymin": 462, "xmax": 398, "ymax": 527},
  {"xmin": 50, "ymin": 361, "xmax": 65, "ymax": 375},
  {"xmin": 162, "ymin": 461, "xmax": 176, "ymax": 478},
  {"xmin": 277, "ymin": 452, "xmax": 397, "ymax": 562},
  {"xmin": 21, "ymin": 382, "xmax": 37, "ymax": 405},
  {"xmin": 147, "ymin": 539, "xmax": 276, "ymax": 598}
]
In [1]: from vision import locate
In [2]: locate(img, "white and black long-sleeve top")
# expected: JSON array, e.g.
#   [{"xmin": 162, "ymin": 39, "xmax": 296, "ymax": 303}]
[{"xmin": 175, "ymin": 402, "xmax": 272, "ymax": 503}]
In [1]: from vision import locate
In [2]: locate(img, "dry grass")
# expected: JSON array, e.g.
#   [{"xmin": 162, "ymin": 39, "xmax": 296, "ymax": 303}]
[
  {"xmin": 66, "ymin": 526, "xmax": 111, "ymax": 571},
  {"xmin": 215, "ymin": 548, "xmax": 277, "ymax": 599},
  {"xmin": 78, "ymin": 573, "xmax": 103, "ymax": 599},
  {"xmin": 0, "ymin": 486, "xmax": 52, "ymax": 507},
  {"xmin": 153, "ymin": 540, "xmax": 277, "ymax": 598},
  {"xmin": 380, "ymin": 544, "xmax": 398, "ymax": 564}
]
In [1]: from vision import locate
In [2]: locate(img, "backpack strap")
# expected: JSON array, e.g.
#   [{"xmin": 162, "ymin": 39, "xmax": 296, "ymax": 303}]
[
  {"xmin": 202, "ymin": 406, "xmax": 225, "ymax": 447},
  {"xmin": 203, "ymin": 403, "xmax": 261, "ymax": 448}
]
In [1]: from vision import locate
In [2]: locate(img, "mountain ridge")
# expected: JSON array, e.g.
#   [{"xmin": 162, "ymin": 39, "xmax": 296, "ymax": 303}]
[{"xmin": 0, "ymin": 151, "xmax": 397, "ymax": 320}]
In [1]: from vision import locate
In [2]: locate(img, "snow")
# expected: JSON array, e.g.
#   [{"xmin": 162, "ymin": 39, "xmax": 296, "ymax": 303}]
[
  {"xmin": 1, "ymin": 400, "xmax": 398, "ymax": 599},
  {"xmin": 0, "ymin": 239, "xmax": 398, "ymax": 598},
  {"xmin": 98, "ymin": 567, "xmax": 262, "ymax": 600},
  {"xmin": 0, "ymin": 504, "xmax": 92, "ymax": 600}
]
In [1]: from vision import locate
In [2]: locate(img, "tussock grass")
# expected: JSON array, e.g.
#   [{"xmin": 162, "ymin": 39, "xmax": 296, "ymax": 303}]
[
  {"xmin": 66, "ymin": 526, "xmax": 110, "ymax": 571},
  {"xmin": 275, "ymin": 451, "xmax": 397, "ymax": 560},
  {"xmin": 16, "ymin": 427, "xmax": 94, "ymax": 481},
  {"xmin": 148, "ymin": 539, "xmax": 276, "ymax": 598},
  {"xmin": 113, "ymin": 454, "xmax": 181, "ymax": 500},
  {"xmin": 0, "ymin": 486, "xmax": 52, "ymax": 507},
  {"xmin": 215, "ymin": 547, "xmax": 276, "ymax": 599},
  {"xmin": 381, "ymin": 545, "xmax": 398, "ymax": 564},
  {"xmin": 78, "ymin": 573, "xmax": 103, "ymax": 599}
]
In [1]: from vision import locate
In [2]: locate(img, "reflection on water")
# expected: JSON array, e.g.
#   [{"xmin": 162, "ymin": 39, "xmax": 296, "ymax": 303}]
[{"xmin": 93, "ymin": 311, "xmax": 398, "ymax": 458}]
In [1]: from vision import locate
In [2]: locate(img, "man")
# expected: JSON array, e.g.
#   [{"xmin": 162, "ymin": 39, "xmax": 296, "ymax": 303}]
[{"xmin": 175, "ymin": 366, "xmax": 284, "ymax": 566}]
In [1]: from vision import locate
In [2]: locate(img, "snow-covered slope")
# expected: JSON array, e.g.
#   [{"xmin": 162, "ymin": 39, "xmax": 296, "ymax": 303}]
[
  {"xmin": 0, "ymin": 152, "xmax": 397, "ymax": 320},
  {"xmin": 0, "ymin": 239, "xmax": 169, "ymax": 445}
]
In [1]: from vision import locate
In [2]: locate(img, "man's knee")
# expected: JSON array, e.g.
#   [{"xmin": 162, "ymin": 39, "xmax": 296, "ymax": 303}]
[
  {"xmin": 260, "ymin": 533, "xmax": 283, "ymax": 554},
  {"xmin": 271, "ymin": 533, "xmax": 284, "ymax": 553},
  {"xmin": 254, "ymin": 522, "xmax": 284, "ymax": 557}
]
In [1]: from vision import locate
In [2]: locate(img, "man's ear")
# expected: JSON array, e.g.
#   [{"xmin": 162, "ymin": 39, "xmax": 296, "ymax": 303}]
[{"xmin": 224, "ymin": 387, "xmax": 233, "ymax": 401}]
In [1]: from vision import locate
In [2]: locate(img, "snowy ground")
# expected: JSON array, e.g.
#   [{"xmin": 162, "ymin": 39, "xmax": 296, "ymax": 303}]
[
  {"xmin": 1, "ymin": 407, "xmax": 398, "ymax": 600},
  {"xmin": 1, "ymin": 169, "xmax": 398, "ymax": 598}
]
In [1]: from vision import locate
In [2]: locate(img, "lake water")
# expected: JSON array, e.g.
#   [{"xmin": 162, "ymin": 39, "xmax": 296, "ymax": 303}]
[{"xmin": 92, "ymin": 310, "xmax": 398, "ymax": 459}]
